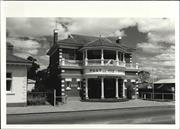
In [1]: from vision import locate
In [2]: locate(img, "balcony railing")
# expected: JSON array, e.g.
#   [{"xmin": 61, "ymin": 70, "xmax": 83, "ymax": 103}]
[
  {"xmin": 60, "ymin": 58, "xmax": 139, "ymax": 69},
  {"xmin": 60, "ymin": 59, "xmax": 82, "ymax": 66},
  {"xmin": 87, "ymin": 59, "xmax": 125, "ymax": 67},
  {"xmin": 126, "ymin": 63, "xmax": 139, "ymax": 69},
  {"xmin": 87, "ymin": 59, "xmax": 102, "ymax": 66}
]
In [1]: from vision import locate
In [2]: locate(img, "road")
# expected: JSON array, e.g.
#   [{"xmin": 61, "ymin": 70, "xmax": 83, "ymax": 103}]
[{"xmin": 7, "ymin": 106, "xmax": 175, "ymax": 124}]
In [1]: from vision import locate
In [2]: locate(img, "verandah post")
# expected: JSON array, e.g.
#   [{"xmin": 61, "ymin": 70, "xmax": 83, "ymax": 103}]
[{"xmin": 54, "ymin": 89, "xmax": 56, "ymax": 106}]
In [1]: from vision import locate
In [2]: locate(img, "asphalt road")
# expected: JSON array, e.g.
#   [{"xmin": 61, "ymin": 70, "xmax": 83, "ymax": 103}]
[{"xmin": 7, "ymin": 106, "xmax": 175, "ymax": 124}]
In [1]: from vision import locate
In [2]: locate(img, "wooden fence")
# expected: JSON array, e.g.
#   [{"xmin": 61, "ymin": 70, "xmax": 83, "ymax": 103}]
[
  {"xmin": 27, "ymin": 90, "xmax": 67, "ymax": 106},
  {"xmin": 139, "ymin": 92, "xmax": 175, "ymax": 101}
]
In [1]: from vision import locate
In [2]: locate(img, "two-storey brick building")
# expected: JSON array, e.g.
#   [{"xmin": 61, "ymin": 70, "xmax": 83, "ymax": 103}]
[{"xmin": 47, "ymin": 29, "xmax": 139, "ymax": 102}]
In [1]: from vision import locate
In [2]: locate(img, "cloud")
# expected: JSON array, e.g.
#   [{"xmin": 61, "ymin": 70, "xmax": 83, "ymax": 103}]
[
  {"xmin": 68, "ymin": 18, "xmax": 137, "ymax": 37},
  {"xmin": 137, "ymin": 18, "xmax": 175, "ymax": 44},
  {"xmin": 7, "ymin": 37, "xmax": 41, "ymax": 62},
  {"xmin": 7, "ymin": 18, "xmax": 55, "ymax": 37},
  {"xmin": 137, "ymin": 42, "xmax": 165, "ymax": 54},
  {"xmin": 39, "ymin": 55, "xmax": 49, "ymax": 62},
  {"xmin": 7, "ymin": 18, "xmax": 175, "ymax": 79},
  {"xmin": 7, "ymin": 18, "xmax": 174, "ymax": 43},
  {"xmin": 147, "ymin": 32, "xmax": 175, "ymax": 43},
  {"xmin": 137, "ymin": 49, "xmax": 175, "ymax": 79}
]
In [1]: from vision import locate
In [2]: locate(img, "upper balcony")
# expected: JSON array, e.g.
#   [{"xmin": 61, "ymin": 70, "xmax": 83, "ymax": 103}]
[
  {"xmin": 58, "ymin": 37, "xmax": 139, "ymax": 70},
  {"xmin": 59, "ymin": 58, "xmax": 139, "ymax": 70}
]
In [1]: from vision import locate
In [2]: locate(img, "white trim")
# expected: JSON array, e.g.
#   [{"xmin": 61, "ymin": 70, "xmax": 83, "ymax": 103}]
[{"xmin": 65, "ymin": 78, "xmax": 72, "ymax": 81}]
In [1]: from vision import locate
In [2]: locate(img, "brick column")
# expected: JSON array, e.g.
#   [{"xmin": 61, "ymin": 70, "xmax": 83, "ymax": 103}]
[
  {"xmin": 129, "ymin": 54, "xmax": 133, "ymax": 68},
  {"xmin": 59, "ymin": 48, "xmax": 63, "ymax": 65},
  {"xmin": 61, "ymin": 78, "xmax": 65, "ymax": 96},
  {"xmin": 135, "ymin": 80, "xmax": 139, "ymax": 99}
]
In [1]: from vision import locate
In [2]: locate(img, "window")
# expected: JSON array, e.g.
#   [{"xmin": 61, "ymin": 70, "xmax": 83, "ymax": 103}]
[{"xmin": 6, "ymin": 73, "xmax": 12, "ymax": 92}]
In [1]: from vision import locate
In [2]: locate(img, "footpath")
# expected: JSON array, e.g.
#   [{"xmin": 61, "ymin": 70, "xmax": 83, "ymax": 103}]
[{"xmin": 7, "ymin": 99, "xmax": 175, "ymax": 115}]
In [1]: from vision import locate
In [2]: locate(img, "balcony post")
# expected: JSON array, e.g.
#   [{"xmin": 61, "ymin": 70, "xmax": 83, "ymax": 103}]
[
  {"xmin": 116, "ymin": 78, "xmax": 119, "ymax": 99},
  {"xmin": 101, "ymin": 77, "xmax": 104, "ymax": 99},
  {"xmin": 116, "ymin": 50, "xmax": 119, "ymax": 66},
  {"xmin": 122, "ymin": 53, "xmax": 126, "ymax": 67},
  {"xmin": 85, "ymin": 50, "xmax": 88, "ymax": 66},
  {"xmin": 101, "ymin": 49, "xmax": 104, "ymax": 65},
  {"xmin": 136, "ymin": 63, "xmax": 139, "ymax": 69},
  {"xmin": 123, "ymin": 53, "xmax": 125, "ymax": 63}
]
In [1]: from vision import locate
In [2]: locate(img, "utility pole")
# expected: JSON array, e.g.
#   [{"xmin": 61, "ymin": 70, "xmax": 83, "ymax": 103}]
[{"xmin": 152, "ymin": 68, "xmax": 154, "ymax": 100}]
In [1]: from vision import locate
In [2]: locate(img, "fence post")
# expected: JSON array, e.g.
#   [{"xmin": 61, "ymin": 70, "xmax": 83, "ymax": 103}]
[{"xmin": 54, "ymin": 89, "xmax": 56, "ymax": 106}]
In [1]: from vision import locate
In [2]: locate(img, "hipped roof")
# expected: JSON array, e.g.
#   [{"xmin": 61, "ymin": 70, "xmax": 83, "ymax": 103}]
[
  {"xmin": 7, "ymin": 42, "xmax": 31, "ymax": 65},
  {"xmin": 47, "ymin": 34, "xmax": 135, "ymax": 55},
  {"xmin": 7, "ymin": 54, "xmax": 31, "ymax": 64},
  {"xmin": 80, "ymin": 37, "xmax": 135, "ymax": 52}
]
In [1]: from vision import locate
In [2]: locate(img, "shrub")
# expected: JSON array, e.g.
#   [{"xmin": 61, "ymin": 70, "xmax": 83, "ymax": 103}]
[{"xmin": 27, "ymin": 92, "xmax": 47, "ymax": 105}]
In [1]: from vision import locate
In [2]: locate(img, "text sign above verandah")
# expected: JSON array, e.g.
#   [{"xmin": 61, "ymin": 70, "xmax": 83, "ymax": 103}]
[{"xmin": 84, "ymin": 68, "xmax": 125, "ymax": 76}]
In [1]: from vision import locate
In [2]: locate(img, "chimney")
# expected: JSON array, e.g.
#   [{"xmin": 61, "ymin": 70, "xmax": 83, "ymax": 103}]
[
  {"xmin": 116, "ymin": 36, "xmax": 122, "ymax": 44},
  {"xmin": 53, "ymin": 29, "xmax": 58, "ymax": 45}
]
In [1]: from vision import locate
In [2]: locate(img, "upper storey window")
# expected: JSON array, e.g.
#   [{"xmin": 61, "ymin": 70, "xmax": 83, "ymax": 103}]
[{"xmin": 62, "ymin": 48, "xmax": 76, "ymax": 60}]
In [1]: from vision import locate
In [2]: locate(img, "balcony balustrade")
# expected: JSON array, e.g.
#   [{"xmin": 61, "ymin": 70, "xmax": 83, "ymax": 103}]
[
  {"xmin": 60, "ymin": 58, "xmax": 139, "ymax": 69},
  {"xmin": 126, "ymin": 63, "xmax": 139, "ymax": 69},
  {"xmin": 87, "ymin": 59, "xmax": 125, "ymax": 67},
  {"xmin": 60, "ymin": 59, "xmax": 82, "ymax": 66}
]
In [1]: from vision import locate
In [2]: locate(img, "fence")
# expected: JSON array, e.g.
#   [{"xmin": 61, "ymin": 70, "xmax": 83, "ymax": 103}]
[
  {"xmin": 27, "ymin": 90, "xmax": 67, "ymax": 106},
  {"xmin": 139, "ymin": 92, "xmax": 175, "ymax": 101},
  {"xmin": 27, "ymin": 91, "xmax": 53, "ymax": 105}
]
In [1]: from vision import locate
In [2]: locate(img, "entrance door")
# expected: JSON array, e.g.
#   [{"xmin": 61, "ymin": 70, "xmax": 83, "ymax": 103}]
[
  {"xmin": 104, "ymin": 78, "xmax": 116, "ymax": 98},
  {"xmin": 65, "ymin": 78, "xmax": 81, "ymax": 101},
  {"xmin": 88, "ymin": 78, "xmax": 101, "ymax": 99}
]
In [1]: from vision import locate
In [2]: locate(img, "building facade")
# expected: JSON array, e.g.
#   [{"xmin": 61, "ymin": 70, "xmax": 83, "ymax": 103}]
[
  {"xmin": 6, "ymin": 42, "xmax": 31, "ymax": 106},
  {"xmin": 47, "ymin": 30, "xmax": 139, "ymax": 101}
]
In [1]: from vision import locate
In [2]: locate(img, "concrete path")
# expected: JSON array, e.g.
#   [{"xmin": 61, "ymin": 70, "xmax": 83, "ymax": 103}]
[{"xmin": 7, "ymin": 99, "xmax": 175, "ymax": 115}]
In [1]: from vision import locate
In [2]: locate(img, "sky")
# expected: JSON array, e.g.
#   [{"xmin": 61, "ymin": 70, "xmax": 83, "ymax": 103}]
[{"xmin": 6, "ymin": 18, "xmax": 175, "ymax": 79}]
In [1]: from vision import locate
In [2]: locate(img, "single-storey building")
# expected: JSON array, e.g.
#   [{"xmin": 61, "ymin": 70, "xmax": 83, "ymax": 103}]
[
  {"xmin": 154, "ymin": 79, "xmax": 175, "ymax": 100},
  {"xmin": 6, "ymin": 42, "xmax": 31, "ymax": 106},
  {"xmin": 154, "ymin": 79, "xmax": 175, "ymax": 92},
  {"xmin": 139, "ymin": 78, "xmax": 175, "ymax": 101}
]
